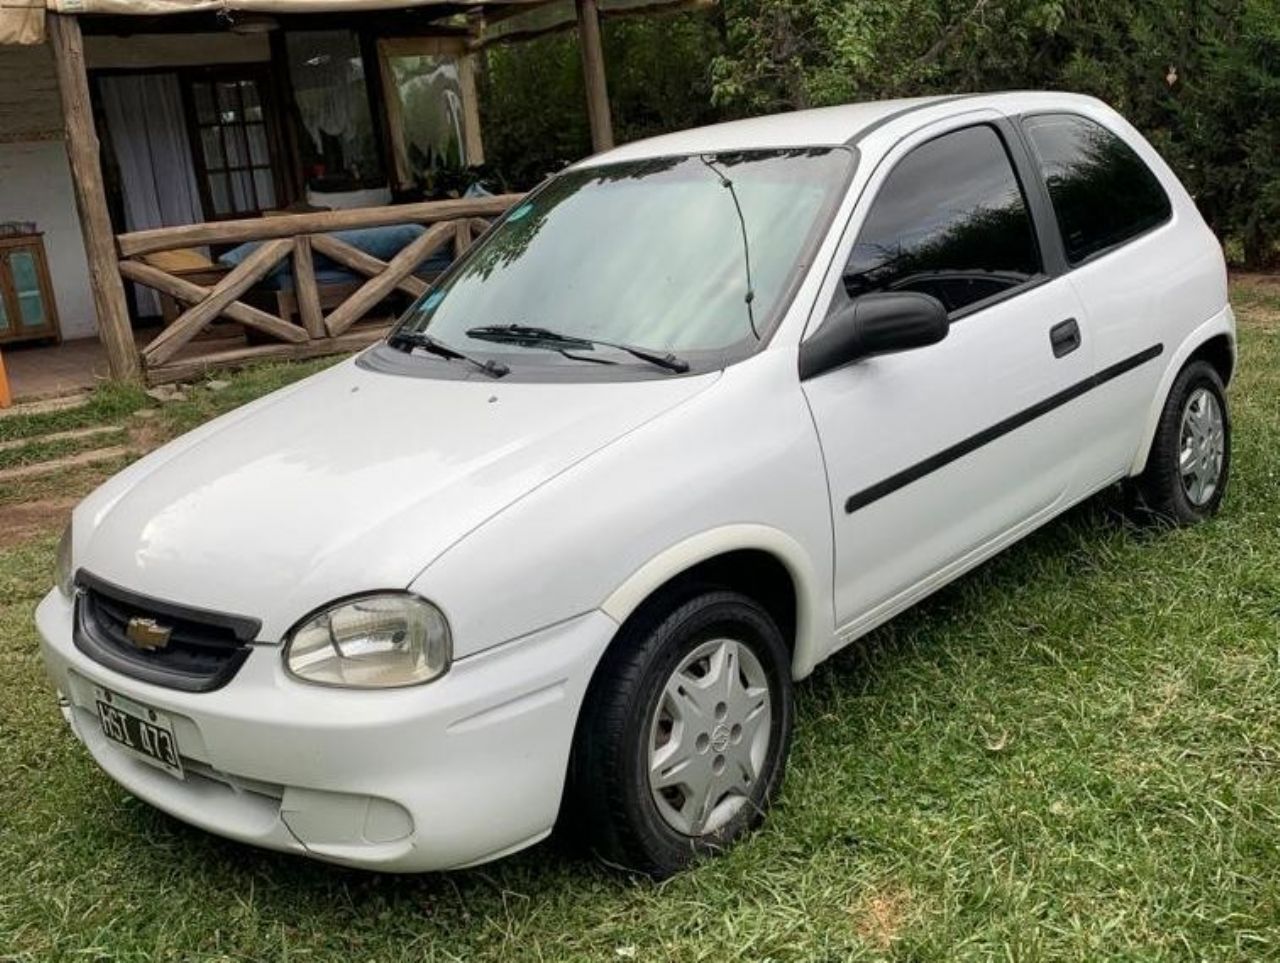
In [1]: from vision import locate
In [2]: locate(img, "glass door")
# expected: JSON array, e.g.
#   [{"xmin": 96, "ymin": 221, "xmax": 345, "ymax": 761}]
[
  {"xmin": 377, "ymin": 37, "xmax": 484, "ymax": 194},
  {"xmin": 8, "ymin": 246, "xmax": 49, "ymax": 332},
  {"xmin": 0, "ymin": 238, "xmax": 60, "ymax": 344},
  {"xmin": 0, "ymin": 271, "xmax": 11, "ymax": 337}
]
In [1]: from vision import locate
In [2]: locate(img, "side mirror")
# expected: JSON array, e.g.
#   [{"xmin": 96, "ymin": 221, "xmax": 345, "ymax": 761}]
[{"xmin": 798, "ymin": 291, "xmax": 949, "ymax": 380}]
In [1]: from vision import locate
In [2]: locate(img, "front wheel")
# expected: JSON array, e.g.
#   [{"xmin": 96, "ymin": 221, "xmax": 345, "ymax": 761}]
[
  {"xmin": 1133, "ymin": 359, "xmax": 1231, "ymax": 524},
  {"xmin": 570, "ymin": 590, "xmax": 794, "ymax": 878}
]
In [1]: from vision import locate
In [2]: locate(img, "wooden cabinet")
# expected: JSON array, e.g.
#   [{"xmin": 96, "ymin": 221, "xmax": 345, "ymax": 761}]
[{"xmin": 0, "ymin": 234, "xmax": 61, "ymax": 345}]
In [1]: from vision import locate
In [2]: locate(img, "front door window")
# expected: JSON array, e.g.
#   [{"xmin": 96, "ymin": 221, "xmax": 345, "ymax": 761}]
[{"xmin": 189, "ymin": 75, "xmax": 280, "ymax": 217}]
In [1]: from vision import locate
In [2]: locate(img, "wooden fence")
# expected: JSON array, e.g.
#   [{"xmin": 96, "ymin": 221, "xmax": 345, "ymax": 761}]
[{"xmin": 114, "ymin": 193, "xmax": 522, "ymax": 384}]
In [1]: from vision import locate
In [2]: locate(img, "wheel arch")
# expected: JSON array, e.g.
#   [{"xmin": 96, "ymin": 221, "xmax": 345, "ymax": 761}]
[
  {"xmin": 599, "ymin": 525, "xmax": 827, "ymax": 680},
  {"xmin": 1129, "ymin": 308, "xmax": 1237, "ymax": 476}
]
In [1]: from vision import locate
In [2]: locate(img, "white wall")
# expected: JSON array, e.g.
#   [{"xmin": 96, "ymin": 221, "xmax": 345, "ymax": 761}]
[
  {"xmin": 0, "ymin": 30, "xmax": 274, "ymax": 343},
  {"xmin": 0, "ymin": 140, "xmax": 97, "ymax": 341},
  {"xmin": 0, "ymin": 43, "xmax": 96, "ymax": 341}
]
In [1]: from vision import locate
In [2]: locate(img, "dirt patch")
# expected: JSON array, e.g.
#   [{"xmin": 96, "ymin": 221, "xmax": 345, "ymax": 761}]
[
  {"xmin": 126, "ymin": 410, "xmax": 169, "ymax": 453},
  {"xmin": 1231, "ymin": 272, "xmax": 1280, "ymax": 287},
  {"xmin": 0, "ymin": 446, "xmax": 132, "ymax": 484},
  {"xmin": 0, "ymin": 496, "xmax": 78, "ymax": 549},
  {"xmin": 848, "ymin": 885, "xmax": 913, "ymax": 950},
  {"xmin": 0, "ymin": 425, "xmax": 122, "ymax": 455},
  {"xmin": 1237, "ymin": 304, "xmax": 1280, "ymax": 331},
  {"xmin": 0, "ymin": 394, "xmax": 89, "ymax": 420}
]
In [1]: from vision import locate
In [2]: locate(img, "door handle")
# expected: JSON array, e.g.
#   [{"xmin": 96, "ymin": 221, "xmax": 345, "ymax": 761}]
[{"xmin": 1049, "ymin": 318, "xmax": 1081, "ymax": 358}]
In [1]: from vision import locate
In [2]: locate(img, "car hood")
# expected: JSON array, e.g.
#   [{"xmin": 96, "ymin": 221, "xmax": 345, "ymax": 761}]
[{"xmin": 76, "ymin": 360, "xmax": 718, "ymax": 641}]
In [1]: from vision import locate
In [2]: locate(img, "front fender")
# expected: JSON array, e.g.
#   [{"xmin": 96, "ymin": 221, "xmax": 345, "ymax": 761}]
[{"xmin": 600, "ymin": 524, "xmax": 827, "ymax": 680}]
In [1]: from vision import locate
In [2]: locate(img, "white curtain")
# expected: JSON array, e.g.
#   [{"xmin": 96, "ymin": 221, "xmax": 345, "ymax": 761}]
[{"xmin": 99, "ymin": 73, "xmax": 204, "ymax": 317}]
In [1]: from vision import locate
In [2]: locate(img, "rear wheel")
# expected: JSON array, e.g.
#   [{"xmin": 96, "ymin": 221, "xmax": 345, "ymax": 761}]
[
  {"xmin": 1133, "ymin": 359, "xmax": 1230, "ymax": 524},
  {"xmin": 570, "ymin": 590, "xmax": 793, "ymax": 878}
]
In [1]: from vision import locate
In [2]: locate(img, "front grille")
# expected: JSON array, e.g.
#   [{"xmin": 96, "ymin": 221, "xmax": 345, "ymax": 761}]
[{"xmin": 73, "ymin": 571, "xmax": 261, "ymax": 692}]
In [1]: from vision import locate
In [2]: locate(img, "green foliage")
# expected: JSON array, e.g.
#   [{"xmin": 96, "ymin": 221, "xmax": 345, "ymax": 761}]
[
  {"xmin": 708, "ymin": 0, "xmax": 1280, "ymax": 267},
  {"xmin": 479, "ymin": 11, "xmax": 724, "ymax": 187},
  {"xmin": 476, "ymin": 0, "xmax": 1280, "ymax": 267}
]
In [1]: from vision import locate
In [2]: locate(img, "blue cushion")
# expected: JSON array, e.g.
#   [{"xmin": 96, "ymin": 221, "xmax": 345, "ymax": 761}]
[{"xmin": 219, "ymin": 223, "xmax": 454, "ymax": 292}]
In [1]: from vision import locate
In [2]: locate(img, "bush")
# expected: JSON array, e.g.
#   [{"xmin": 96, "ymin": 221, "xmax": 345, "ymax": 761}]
[{"xmin": 477, "ymin": 0, "xmax": 1280, "ymax": 267}]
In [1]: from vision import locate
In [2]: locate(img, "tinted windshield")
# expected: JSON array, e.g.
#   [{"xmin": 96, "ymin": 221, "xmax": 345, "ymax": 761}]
[{"xmin": 393, "ymin": 148, "xmax": 854, "ymax": 373}]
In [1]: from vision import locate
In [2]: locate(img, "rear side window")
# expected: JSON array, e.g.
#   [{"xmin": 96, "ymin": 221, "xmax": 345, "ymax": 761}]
[
  {"xmin": 1022, "ymin": 113, "xmax": 1172, "ymax": 265},
  {"xmin": 842, "ymin": 124, "xmax": 1042, "ymax": 316}
]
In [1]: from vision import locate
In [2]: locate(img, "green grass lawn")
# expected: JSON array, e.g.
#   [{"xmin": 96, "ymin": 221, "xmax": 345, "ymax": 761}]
[{"xmin": 2, "ymin": 284, "xmax": 1278, "ymax": 961}]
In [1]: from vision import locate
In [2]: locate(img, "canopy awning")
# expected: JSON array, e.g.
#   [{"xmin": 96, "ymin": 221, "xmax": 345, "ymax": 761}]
[
  {"xmin": 2, "ymin": 0, "xmax": 703, "ymax": 45},
  {"xmin": 1, "ymin": 0, "xmax": 42, "ymax": 45}
]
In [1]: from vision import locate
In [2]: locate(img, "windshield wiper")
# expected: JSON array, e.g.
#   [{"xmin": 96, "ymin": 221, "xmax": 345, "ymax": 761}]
[
  {"xmin": 466, "ymin": 324, "xmax": 690, "ymax": 374},
  {"xmin": 387, "ymin": 329, "xmax": 509, "ymax": 378}
]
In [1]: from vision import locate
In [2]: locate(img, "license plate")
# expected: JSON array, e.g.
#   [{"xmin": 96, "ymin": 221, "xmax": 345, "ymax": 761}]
[{"xmin": 94, "ymin": 687, "xmax": 184, "ymax": 779}]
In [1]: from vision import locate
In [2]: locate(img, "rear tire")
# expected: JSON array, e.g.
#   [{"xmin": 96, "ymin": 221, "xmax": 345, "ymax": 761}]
[
  {"xmin": 1133, "ymin": 359, "xmax": 1230, "ymax": 524},
  {"xmin": 570, "ymin": 590, "xmax": 794, "ymax": 878}
]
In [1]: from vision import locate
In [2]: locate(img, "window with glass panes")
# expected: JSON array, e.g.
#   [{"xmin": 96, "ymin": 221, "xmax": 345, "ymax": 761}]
[{"xmin": 188, "ymin": 76, "xmax": 280, "ymax": 217}]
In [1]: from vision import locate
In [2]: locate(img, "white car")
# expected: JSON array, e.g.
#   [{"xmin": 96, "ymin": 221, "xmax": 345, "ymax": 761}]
[{"xmin": 38, "ymin": 92, "xmax": 1234, "ymax": 878}]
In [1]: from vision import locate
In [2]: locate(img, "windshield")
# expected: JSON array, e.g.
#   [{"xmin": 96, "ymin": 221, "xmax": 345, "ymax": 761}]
[{"xmin": 391, "ymin": 148, "xmax": 854, "ymax": 374}]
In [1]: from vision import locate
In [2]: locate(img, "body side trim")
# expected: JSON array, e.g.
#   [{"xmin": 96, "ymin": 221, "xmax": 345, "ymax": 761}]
[
  {"xmin": 845, "ymin": 343, "xmax": 1164, "ymax": 514},
  {"xmin": 834, "ymin": 463, "xmax": 1129, "ymax": 647}
]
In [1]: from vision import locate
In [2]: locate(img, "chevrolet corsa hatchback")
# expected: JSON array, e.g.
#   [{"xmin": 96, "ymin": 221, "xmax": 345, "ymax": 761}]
[{"xmin": 38, "ymin": 93, "xmax": 1234, "ymax": 878}]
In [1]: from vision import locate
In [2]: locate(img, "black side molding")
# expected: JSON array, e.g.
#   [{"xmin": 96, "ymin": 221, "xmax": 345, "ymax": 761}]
[{"xmin": 844, "ymin": 343, "xmax": 1164, "ymax": 514}]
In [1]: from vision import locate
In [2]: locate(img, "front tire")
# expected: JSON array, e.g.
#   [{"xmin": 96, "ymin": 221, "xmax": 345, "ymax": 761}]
[
  {"xmin": 570, "ymin": 590, "xmax": 794, "ymax": 878},
  {"xmin": 1134, "ymin": 359, "xmax": 1231, "ymax": 524}
]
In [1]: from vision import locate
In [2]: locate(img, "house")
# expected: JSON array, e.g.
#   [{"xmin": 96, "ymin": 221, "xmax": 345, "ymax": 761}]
[{"xmin": 0, "ymin": 0, "xmax": 702, "ymax": 390}]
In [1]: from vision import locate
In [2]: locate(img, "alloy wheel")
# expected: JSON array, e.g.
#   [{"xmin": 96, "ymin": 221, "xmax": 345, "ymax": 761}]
[{"xmin": 1179, "ymin": 386, "xmax": 1226, "ymax": 506}]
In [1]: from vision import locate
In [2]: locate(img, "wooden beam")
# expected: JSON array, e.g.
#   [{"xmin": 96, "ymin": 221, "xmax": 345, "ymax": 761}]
[
  {"xmin": 455, "ymin": 219, "xmax": 474, "ymax": 255},
  {"xmin": 118, "ymin": 260, "xmax": 308, "ymax": 345},
  {"xmin": 117, "ymin": 194, "xmax": 523, "ymax": 258},
  {"xmin": 120, "ymin": 260, "xmax": 305, "ymax": 345},
  {"xmin": 310, "ymin": 234, "xmax": 429, "ymax": 299},
  {"xmin": 47, "ymin": 13, "xmax": 141, "ymax": 383},
  {"xmin": 459, "ymin": 54, "xmax": 486, "ymax": 165},
  {"xmin": 143, "ymin": 239, "xmax": 293, "ymax": 366},
  {"xmin": 291, "ymin": 237, "xmax": 326, "ymax": 340},
  {"xmin": 146, "ymin": 325, "xmax": 392, "ymax": 387},
  {"xmin": 325, "ymin": 222, "xmax": 455, "ymax": 337},
  {"xmin": 376, "ymin": 38, "xmax": 413, "ymax": 190},
  {"xmin": 575, "ymin": 0, "xmax": 615, "ymax": 153}
]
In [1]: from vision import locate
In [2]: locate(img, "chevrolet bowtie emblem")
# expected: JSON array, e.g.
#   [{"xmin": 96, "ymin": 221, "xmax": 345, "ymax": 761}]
[{"xmin": 126, "ymin": 617, "xmax": 172, "ymax": 651}]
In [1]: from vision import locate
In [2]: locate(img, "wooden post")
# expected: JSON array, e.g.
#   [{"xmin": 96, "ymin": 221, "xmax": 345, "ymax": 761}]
[
  {"xmin": 292, "ymin": 237, "xmax": 326, "ymax": 341},
  {"xmin": 47, "ymin": 13, "xmax": 141, "ymax": 383},
  {"xmin": 458, "ymin": 54, "xmax": 485, "ymax": 165},
  {"xmin": 575, "ymin": 0, "xmax": 615, "ymax": 153}
]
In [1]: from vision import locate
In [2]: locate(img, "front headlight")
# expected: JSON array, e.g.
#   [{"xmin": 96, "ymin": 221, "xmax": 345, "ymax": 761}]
[
  {"xmin": 54, "ymin": 523, "xmax": 73, "ymax": 598},
  {"xmin": 284, "ymin": 594, "xmax": 451, "ymax": 689}
]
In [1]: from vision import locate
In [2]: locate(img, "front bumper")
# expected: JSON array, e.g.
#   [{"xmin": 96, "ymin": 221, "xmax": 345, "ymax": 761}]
[{"xmin": 36, "ymin": 589, "xmax": 617, "ymax": 872}]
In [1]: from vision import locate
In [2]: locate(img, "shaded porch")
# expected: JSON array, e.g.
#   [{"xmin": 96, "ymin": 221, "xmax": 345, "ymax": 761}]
[
  {"xmin": 0, "ymin": 0, "xmax": 705, "ymax": 386},
  {"xmin": 4, "ymin": 333, "xmax": 133, "ymax": 401}
]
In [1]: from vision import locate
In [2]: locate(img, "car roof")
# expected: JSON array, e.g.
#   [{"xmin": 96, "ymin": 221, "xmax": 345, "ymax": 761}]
[{"xmin": 580, "ymin": 91, "xmax": 1110, "ymax": 165}]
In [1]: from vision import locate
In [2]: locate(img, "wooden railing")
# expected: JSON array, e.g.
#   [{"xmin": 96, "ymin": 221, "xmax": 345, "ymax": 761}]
[{"xmin": 114, "ymin": 194, "xmax": 523, "ymax": 383}]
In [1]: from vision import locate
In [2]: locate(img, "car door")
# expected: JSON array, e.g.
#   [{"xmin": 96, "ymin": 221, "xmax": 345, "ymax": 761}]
[
  {"xmin": 801, "ymin": 116, "xmax": 1095, "ymax": 637},
  {"xmin": 1018, "ymin": 111, "xmax": 1183, "ymax": 491}
]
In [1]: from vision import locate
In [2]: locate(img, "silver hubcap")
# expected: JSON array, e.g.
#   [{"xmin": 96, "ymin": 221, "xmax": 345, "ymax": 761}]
[
  {"xmin": 647, "ymin": 638, "xmax": 772, "ymax": 837},
  {"xmin": 1179, "ymin": 387, "xmax": 1225, "ymax": 506}
]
